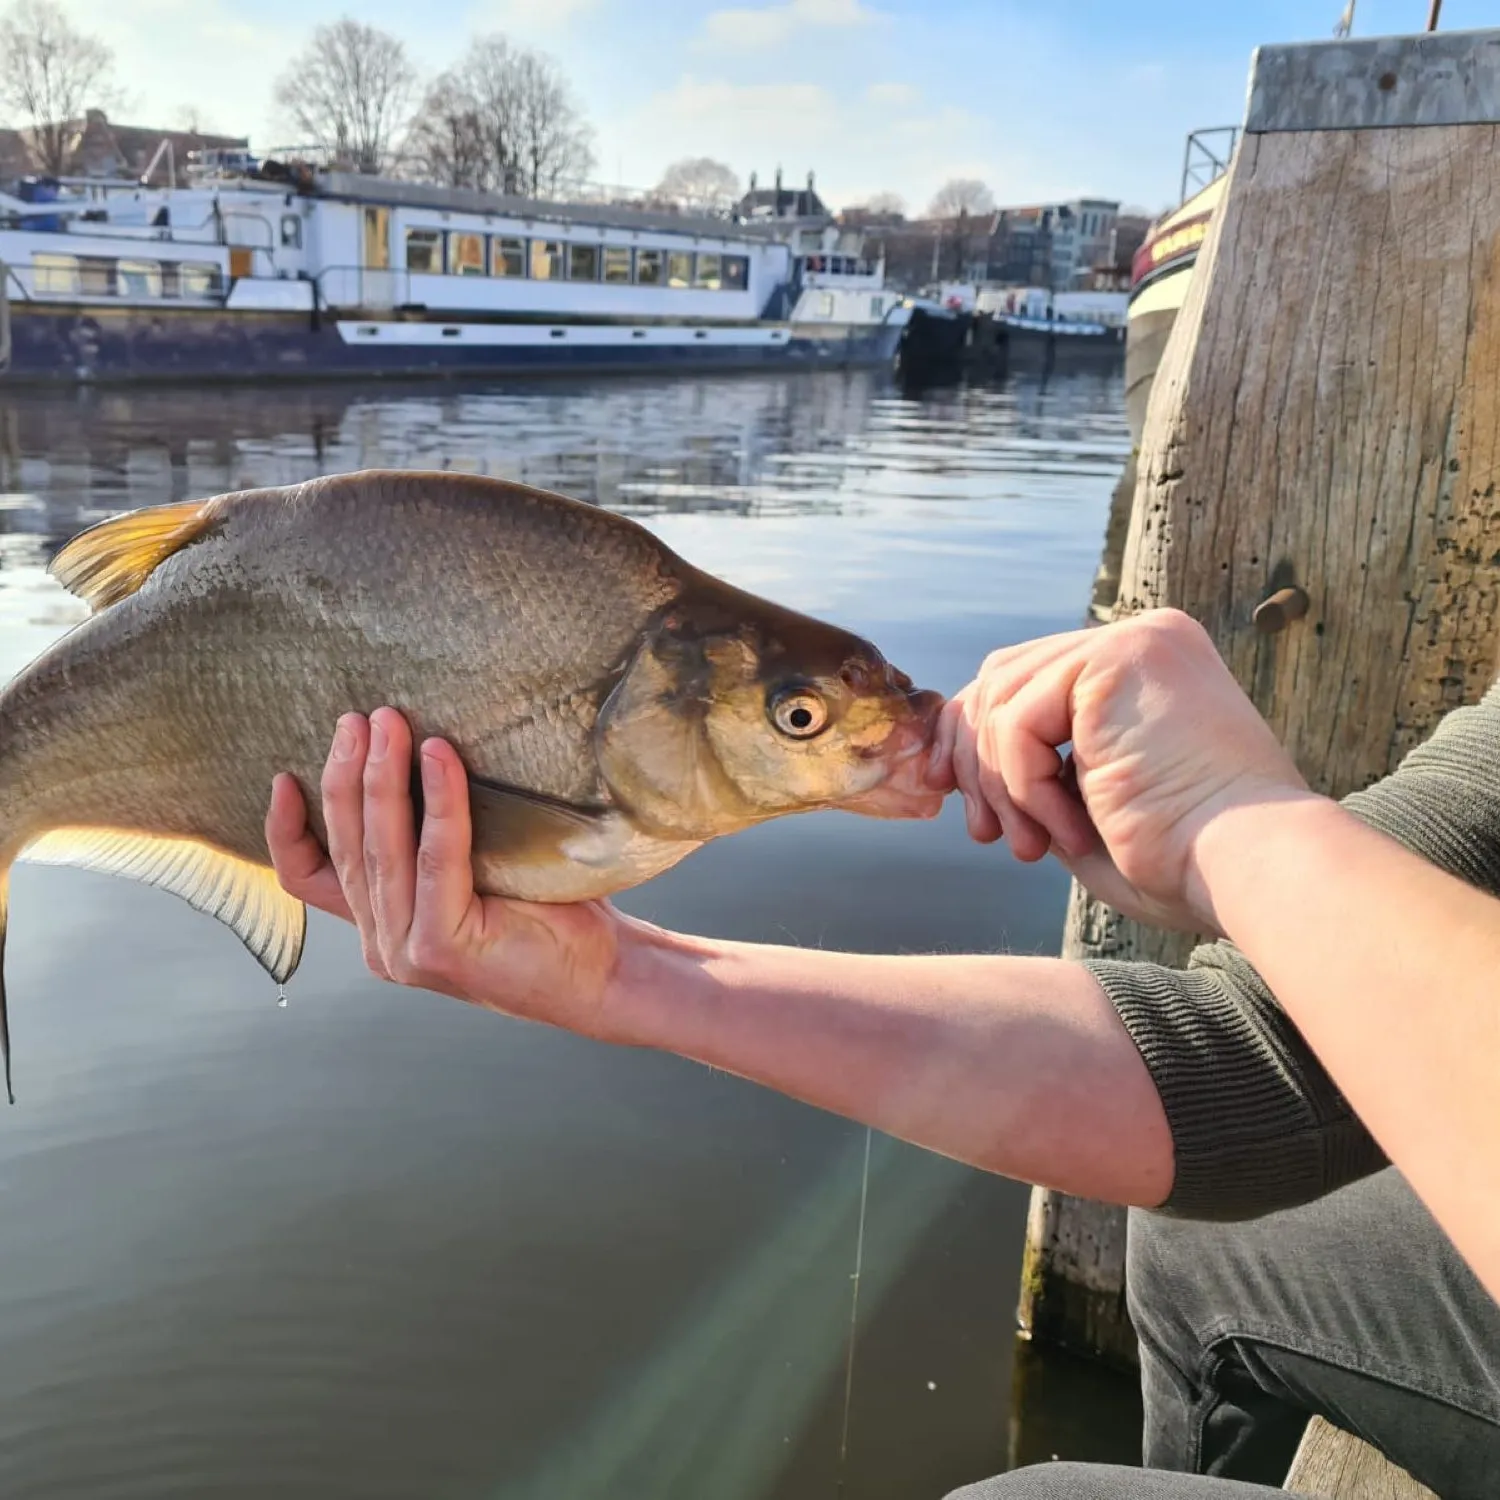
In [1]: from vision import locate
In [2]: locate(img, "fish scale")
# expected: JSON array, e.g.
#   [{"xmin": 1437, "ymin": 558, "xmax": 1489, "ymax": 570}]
[{"xmin": 0, "ymin": 468, "xmax": 944, "ymax": 1102}]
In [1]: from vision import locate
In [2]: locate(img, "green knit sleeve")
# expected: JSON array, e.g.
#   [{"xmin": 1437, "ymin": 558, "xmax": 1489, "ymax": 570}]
[{"xmin": 1085, "ymin": 679, "xmax": 1500, "ymax": 1221}]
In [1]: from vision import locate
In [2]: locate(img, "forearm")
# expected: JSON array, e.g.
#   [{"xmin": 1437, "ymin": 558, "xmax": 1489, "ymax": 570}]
[
  {"xmin": 1200, "ymin": 794, "xmax": 1500, "ymax": 1294},
  {"xmin": 610, "ymin": 930, "xmax": 1174, "ymax": 1207}
]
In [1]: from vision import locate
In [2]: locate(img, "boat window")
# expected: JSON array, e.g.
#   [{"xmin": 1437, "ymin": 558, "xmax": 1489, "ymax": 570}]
[
  {"xmin": 568, "ymin": 243, "xmax": 599, "ymax": 281},
  {"xmin": 492, "ymin": 236, "xmax": 526, "ymax": 277},
  {"xmin": 666, "ymin": 250, "xmax": 693, "ymax": 288},
  {"xmin": 117, "ymin": 259, "xmax": 163, "ymax": 297},
  {"xmin": 530, "ymin": 240, "xmax": 562, "ymax": 279},
  {"xmin": 870, "ymin": 296, "xmax": 885, "ymax": 318},
  {"xmin": 448, "ymin": 232, "xmax": 486, "ymax": 276},
  {"xmin": 603, "ymin": 246, "xmax": 632, "ymax": 283},
  {"xmin": 78, "ymin": 257, "xmax": 117, "ymax": 295},
  {"xmin": 635, "ymin": 249, "xmax": 663, "ymax": 286},
  {"xmin": 405, "ymin": 228, "xmax": 444, "ymax": 274},
  {"xmin": 818, "ymin": 292, "xmax": 835, "ymax": 317},
  {"xmin": 722, "ymin": 255, "xmax": 749, "ymax": 291},
  {"xmin": 31, "ymin": 252, "xmax": 80, "ymax": 295},
  {"xmin": 693, "ymin": 253, "xmax": 722, "ymax": 290},
  {"xmin": 280, "ymin": 214, "xmax": 302, "ymax": 249},
  {"xmin": 179, "ymin": 262, "xmax": 223, "ymax": 297}
]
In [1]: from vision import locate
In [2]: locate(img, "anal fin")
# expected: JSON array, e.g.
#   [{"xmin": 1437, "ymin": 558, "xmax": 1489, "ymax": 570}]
[{"xmin": 21, "ymin": 827, "xmax": 305, "ymax": 983}]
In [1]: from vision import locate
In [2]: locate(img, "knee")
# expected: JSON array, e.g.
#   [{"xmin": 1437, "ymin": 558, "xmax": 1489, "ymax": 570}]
[
  {"xmin": 943, "ymin": 1463, "xmax": 1123, "ymax": 1497},
  {"xmin": 1126, "ymin": 1206, "xmax": 1212, "ymax": 1352}
]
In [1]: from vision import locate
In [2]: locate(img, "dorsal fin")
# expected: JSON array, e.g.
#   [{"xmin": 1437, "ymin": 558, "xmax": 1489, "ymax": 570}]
[
  {"xmin": 49, "ymin": 499, "xmax": 217, "ymax": 610},
  {"xmin": 19, "ymin": 827, "xmax": 305, "ymax": 983}
]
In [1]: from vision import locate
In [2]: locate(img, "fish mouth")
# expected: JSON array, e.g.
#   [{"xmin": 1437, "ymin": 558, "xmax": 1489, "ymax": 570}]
[{"xmin": 843, "ymin": 687, "xmax": 948, "ymax": 820}]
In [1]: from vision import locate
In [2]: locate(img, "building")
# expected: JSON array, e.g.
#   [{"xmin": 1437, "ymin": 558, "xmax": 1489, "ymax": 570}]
[
  {"xmin": 0, "ymin": 110, "xmax": 248, "ymax": 186},
  {"xmin": 734, "ymin": 170, "xmax": 830, "ymax": 221},
  {"xmin": 985, "ymin": 197, "xmax": 1123, "ymax": 291}
]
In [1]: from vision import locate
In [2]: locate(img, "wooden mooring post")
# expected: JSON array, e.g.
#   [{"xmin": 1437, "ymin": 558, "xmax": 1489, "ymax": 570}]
[{"xmin": 1017, "ymin": 24, "xmax": 1500, "ymax": 1490}]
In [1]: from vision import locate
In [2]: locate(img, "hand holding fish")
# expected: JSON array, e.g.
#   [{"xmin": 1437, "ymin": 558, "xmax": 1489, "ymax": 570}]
[
  {"xmin": 928, "ymin": 607, "xmax": 1312, "ymax": 934},
  {"xmin": 266, "ymin": 707, "xmax": 655, "ymax": 1039}
]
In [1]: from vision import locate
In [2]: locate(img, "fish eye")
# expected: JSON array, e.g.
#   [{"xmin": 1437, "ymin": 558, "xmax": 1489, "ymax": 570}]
[{"xmin": 769, "ymin": 687, "xmax": 829, "ymax": 739}]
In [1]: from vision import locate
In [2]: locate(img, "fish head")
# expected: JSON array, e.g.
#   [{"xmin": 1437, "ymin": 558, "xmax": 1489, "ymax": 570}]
[{"xmin": 595, "ymin": 581, "xmax": 946, "ymax": 841}]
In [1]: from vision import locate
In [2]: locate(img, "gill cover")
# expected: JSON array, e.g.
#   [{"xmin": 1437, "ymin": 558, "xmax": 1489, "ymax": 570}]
[{"xmin": 594, "ymin": 620, "xmax": 762, "ymax": 842}]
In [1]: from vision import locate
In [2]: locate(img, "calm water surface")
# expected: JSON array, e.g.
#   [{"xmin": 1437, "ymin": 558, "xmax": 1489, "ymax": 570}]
[{"xmin": 0, "ymin": 368, "xmax": 1134, "ymax": 1499}]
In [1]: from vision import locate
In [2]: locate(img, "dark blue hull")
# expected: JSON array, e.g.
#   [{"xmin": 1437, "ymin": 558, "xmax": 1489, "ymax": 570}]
[{"xmin": 1, "ymin": 305, "xmax": 905, "ymax": 385}]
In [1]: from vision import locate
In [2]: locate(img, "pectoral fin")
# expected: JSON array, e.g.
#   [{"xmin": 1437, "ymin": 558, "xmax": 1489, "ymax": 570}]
[{"xmin": 410, "ymin": 773, "xmax": 610, "ymax": 869}]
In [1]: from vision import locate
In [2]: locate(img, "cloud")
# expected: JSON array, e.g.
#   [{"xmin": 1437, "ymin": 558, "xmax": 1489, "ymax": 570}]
[
  {"xmin": 864, "ymin": 81, "xmax": 918, "ymax": 107},
  {"xmin": 641, "ymin": 76, "xmax": 841, "ymax": 140},
  {"xmin": 467, "ymin": 0, "xmax": 603, "ymax": 35},
  {"xmin": 696, "ymin": 0, "xmax": 879, "ymax": 53}
]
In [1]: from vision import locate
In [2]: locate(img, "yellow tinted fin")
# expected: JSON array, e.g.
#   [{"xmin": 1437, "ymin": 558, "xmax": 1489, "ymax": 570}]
[
  {"xmin": 20, "ymin": 828, "xmax": 305, "ymax": 983},
  {"xmin": 49, "ymin": 499, "xmax": 216, "ymax": 610}
]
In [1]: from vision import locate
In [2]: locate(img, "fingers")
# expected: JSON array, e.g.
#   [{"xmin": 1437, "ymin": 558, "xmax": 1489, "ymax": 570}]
[
  {"xmin": 406, "ymin": 738, "xmax": 481, "ymax": 972},
  {"xmin": 266, "ymin": 771, "xmax": 354, "ymax": 921},
  {"xmin": 995, "ymin": 666, "xmax": 1099, "ymax": 861},
  {"xmin": 320, "ymin": 712, "xmax": 387, "ymax": 978},
  {"xmin": 361, "ymin": 707, "xmax": 417, "ymax": 965},
  {"xmin": 940, "ymin": 631, "xmax": 1101, "ymax": 861},
  {"xmin": 949, "ymin": 688, "xmax": 1002, "ymax": 843},
  {"xmin": 975, "ymin": 702, "xmax": 1051, "ymax": 860},
  {"xmin": 285, "ymin": 709, "xmax": 480, "ymax": 991}
]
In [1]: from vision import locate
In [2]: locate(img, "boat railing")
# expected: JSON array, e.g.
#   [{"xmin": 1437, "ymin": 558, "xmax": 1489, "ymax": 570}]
[
  {"xmin": 315, "ymin": 265, "xmax": 413, "ymax": 311},
  {"xmin": 1179, "ymin": 126, "xmax": 1239, "ymax": 204}
]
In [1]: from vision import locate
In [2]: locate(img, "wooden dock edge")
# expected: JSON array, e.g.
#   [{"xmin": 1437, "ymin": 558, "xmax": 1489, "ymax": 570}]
[{"xmin": 1282, "ymin": 1417, "xmax": 1437, "ymax": 1498}]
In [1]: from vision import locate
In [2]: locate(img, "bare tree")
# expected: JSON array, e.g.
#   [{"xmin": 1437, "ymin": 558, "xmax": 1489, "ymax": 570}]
[
  {"xmin": 845, "ymin": 190, "xmax": 905, "ymax": 219},
  {"xmin": 405, "ymin": 35, "xmax": 594, "ymax": 198},
  {"xmin": 863, "ymin": 190, "xmax": 906, "ymax": 216},
  {"xmin": 0, "ymin": 0, "xmax": 116, "ymax": 175},
  {"xmin": 273, "ymin": 17, "xmax": 416, "ymax": 175},
  {"xmin": 174, "ymin": 103, "xmax": 215, "ymax": 135},
  {"xmin": 405, "ymin": 68, "xmax": 490, "ymax": 189},
  {"xmin": 653, "ymin": 157, "xmax": 739, "ymax": 209},
  {"xmin": 926, "ymin": 177, "xmax": 994, "ymax": 219}
]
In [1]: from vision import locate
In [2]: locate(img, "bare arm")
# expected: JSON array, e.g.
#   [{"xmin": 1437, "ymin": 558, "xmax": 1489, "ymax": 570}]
[
  {"xmin": 937, "ymin": 610, "xmax": 1500, "ymax": 1297},
  {"xmin": 1198, "ymin": 794, "xmax": 1500, "ymax": 1299},
  {"xmin": 617, "ymin": 929, "xmax": 1174, "ymax": 1206},
  {"xmin": 266, "ymin": 708, "xmax": 1174, "ymax": 1209}
]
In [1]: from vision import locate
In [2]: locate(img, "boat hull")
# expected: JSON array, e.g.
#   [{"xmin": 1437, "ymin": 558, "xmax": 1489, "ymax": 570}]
[{"xmin": 1, "ymin": 304, "xmax": 905, "ymax": 385}]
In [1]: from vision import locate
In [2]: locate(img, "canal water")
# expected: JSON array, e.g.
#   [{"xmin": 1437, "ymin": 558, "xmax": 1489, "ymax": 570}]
[{"xmin": 0, "ymin": 367, "xmax": 1138, "ymax": 1499}]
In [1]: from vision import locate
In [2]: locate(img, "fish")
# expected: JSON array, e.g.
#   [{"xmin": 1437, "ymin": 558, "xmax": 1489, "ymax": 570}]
[{"xmin": 0, "ymin": 468, "xmax": 945, "ymax": 1100}]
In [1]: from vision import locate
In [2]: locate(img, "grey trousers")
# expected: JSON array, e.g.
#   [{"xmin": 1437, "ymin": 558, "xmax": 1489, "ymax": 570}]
[{"xmin": 945, "ymin": 1168, "xmax": 1500, "ymax": 1498}]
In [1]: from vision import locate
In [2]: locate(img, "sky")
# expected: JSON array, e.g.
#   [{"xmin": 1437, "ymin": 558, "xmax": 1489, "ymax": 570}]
[{"xmin": 19, "ymin": 0, "xmax": 1500, "ymax": 217}]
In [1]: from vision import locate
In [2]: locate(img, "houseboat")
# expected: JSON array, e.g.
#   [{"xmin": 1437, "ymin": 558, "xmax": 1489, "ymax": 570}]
[{"xmin": 0, "ymin": 159, "xmax": 912, "ymax": 385}]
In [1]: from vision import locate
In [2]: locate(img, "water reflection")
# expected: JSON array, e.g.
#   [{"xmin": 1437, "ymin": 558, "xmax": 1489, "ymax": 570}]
[{"xmin": 0, "ymin": 367, "xmax": 1134, "ymax": 1499}]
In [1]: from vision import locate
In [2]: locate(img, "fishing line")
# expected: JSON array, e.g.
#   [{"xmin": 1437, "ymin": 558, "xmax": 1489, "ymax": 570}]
[{"xmin": 836, "ymin": 1124, "xmax": 873, "ymax": 1495}]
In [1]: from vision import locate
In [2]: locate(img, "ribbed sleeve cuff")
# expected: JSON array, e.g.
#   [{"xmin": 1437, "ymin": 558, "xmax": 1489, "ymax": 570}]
[{"xmin": 1085, "ymin": 956, "xmax": 1388, "ymax": 1221}]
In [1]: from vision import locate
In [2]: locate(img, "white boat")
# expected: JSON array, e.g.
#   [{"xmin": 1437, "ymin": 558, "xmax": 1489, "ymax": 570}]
[{"xmin": 0, "ymin": 157, "xmax": 911, "ymax": 385}]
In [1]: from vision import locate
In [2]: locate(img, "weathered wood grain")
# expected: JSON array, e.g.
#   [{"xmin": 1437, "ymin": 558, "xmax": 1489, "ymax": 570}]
[
  {"xmin": 1023, "ymin": 83, "xmax": 1500, "ymax": 1383},
  {"xmin": 1283, "ymin": 1416, "xmax": 1437, "ymax": 1498}
]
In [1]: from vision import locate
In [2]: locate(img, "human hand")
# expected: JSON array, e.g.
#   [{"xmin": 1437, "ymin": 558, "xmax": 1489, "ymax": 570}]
[
  {"xmin": 265, "ymin": 707, "xmax": 660, "ymax": 1040},
  {"xmin": 927, "ymin": 609, "xmax": 1316, "ymax": 933}
]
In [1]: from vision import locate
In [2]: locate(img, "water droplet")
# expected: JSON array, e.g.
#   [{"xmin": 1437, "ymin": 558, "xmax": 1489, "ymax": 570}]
[{"xmin": 276, "ymin": 984, "xmax": 288, "ymax": 1009}]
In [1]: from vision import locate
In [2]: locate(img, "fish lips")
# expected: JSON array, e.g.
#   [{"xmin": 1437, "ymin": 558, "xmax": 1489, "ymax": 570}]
[{"xmin": 841, "ymin": 687, "xmax": 948, "ymax": 820}]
